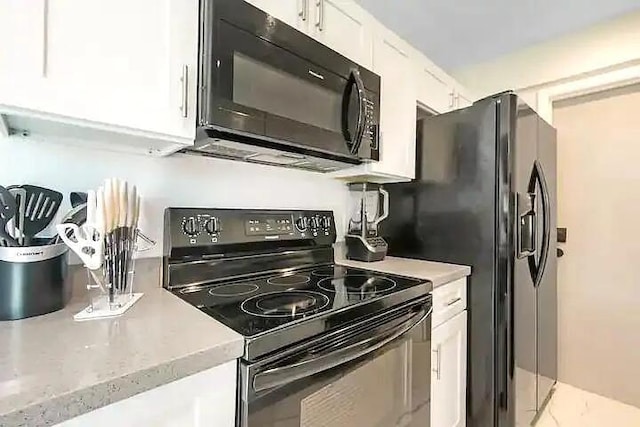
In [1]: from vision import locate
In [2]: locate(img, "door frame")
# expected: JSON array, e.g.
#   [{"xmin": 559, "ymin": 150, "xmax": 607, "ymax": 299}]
[{"xmin": 524, "ymin": 63, "xmax": 640, "ymax": 124}]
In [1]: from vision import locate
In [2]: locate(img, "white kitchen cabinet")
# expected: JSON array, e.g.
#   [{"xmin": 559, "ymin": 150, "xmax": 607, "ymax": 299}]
[
  {"xmin": 417, "ymin": 65, "xmax": 455, "ymax": 114},
  {"xmin": 432, "ymin": 310, "xmax": 467, "ymax": 427},
  {"xmin": 432, "ymin": 278, "xmax": 468, "ymax": 329},
  {"xmin": 246, "ymin": 0, "xmax": 373, "ymax": 69},
  {"xmin": 456, "ymin": 93, "xmax": 473, "ymax": 109},
  {"xmin": 245, "ymin": 0, "xmax": 310, "ymax": 32},
  {"xmin": 331, "ymin": 28, "xmax": 416, "ymax": 182},
  {"xmin": 309, "ymin": 0, "xmax": 373, "ymax": 69},
  {"xmin": 370, "ymin": 31, "xmax": 417, "ymax": 180},
  {"xmin": 56, "ymin": 361, "xmax": 237, "ymax": 427},
  {"xmin": 0, "ymin": 1, "xmax": 47, "ymax": 108},
  {"xmin": 0, "ymin": 0, "xmax": 198, "ymax": 152}
]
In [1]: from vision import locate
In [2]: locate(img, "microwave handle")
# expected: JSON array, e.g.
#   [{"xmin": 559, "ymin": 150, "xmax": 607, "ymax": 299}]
[
  {"xmin": 252, "ymin": 303, "xmax": 432, "ymax": 393},
  {"xmin": 341, "ymin": 69, "xmax": 367, "ymax": 155}
]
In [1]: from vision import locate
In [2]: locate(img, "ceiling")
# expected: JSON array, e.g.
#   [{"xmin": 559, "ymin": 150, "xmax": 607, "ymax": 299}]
[{"xmin": 355, "ymin": 0, "xmax": 640, "ymax": 71}]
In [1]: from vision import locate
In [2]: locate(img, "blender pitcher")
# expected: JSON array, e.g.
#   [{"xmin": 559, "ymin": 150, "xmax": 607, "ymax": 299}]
[{"xmin": 346, "ymin": 183, "xmax": 389, "ymax": 262}]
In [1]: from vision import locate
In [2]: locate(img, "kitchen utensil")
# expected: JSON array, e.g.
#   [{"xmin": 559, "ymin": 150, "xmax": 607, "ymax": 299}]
[
  {"xmin": 116, "ymin": 181, "xmax": 128, "ymax": 292},
  {"xmin": 19, "ymin": 185, "xmax": 63, "ymax": 245},
  {"xmin": 70, "ymin": 192, "xmax": 88, "ymax": 209},
  {"xmin": 48, "ymin": 203, "xmax": 88, "ymax": 245},
  {"xmin": 0, "ymin": 185, "xmax": 18, "ymax": 247},
  {"xmin": 7, "ymin": 186, "xmax": 27, "ymax": 246},
  {"xmin": 56, "ymin": 223, "xmax": 104, "ymax": 270},
  {"xmin": 55, "ymin": 190, "xmax": 104, "ymax": 271},
  {"xmin": 0, "ymin": 241, "xmax": 70, "ymax": 320}
]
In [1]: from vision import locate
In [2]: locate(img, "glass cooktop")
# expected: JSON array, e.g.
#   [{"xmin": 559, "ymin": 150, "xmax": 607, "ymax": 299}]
[{"xmin": 174, "ymin": 265, "xmax": 428, "ymax": 337}]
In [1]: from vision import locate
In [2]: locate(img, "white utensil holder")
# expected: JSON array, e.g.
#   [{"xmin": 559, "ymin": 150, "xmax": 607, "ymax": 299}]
[{"xmin": 74, "ymin": 229, "xmax": 155, "ymax": 321}]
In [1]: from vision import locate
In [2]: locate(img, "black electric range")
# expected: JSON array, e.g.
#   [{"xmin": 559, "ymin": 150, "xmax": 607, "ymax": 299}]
[{"xmin": 163, "ymin": 208, "xmax": 431, "ymax": 361}]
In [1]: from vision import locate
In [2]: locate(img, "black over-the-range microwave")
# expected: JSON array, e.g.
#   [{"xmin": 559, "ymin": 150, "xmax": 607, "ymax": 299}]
[{"xmin": 183, "ymin": 0, "xmax": 382, "ymax": 172}]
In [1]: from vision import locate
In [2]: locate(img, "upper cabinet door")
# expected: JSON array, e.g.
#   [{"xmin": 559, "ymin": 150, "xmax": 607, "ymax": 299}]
[
  {"xmin": 416, "ymin": 66, "xmax": 454, "ymax": 114},
  {"xmin": 457, "ymin": 94, "xmax": 473, "ymax": 108},
  {"xmin": 0, "ymin": 0, "xmax": 47, "ymax": 108},
  {"xmin": 369, "ymin": 31, "xmax": 416, "ymax": 179},
  {"xmin": 244, "ymin": 0, "xmax": 310, "ymax": 33},
  {"xmin": 310, "ymin": 0, "xmax": 373, "ymax": 69},
  {"xmin": 0, "ymin": 0, "xmax": 198, "ymax": 141}
]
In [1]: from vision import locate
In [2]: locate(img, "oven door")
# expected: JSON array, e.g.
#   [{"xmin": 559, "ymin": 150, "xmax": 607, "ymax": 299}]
[
  {"xmin": 239, "ymin": 297, "xmax": 432, "ymax": 427},
  {"xmin": 199, "ymin": 0, "xmax": 379, "ymax": 162}
]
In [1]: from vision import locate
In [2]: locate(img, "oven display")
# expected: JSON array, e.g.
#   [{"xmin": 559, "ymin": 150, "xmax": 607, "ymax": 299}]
[{"xmin": 245, "ymin": 215, "xmax": 293, "ymax": 236}]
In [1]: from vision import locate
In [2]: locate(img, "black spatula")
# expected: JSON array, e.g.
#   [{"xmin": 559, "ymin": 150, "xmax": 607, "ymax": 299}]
[
  {"xmin": 0, "ymin": 186, "xmax": 18, "ymax": 247},
  {"xmin": 19, "ymin": 185, "xmax": 63, "ymax": 246}
]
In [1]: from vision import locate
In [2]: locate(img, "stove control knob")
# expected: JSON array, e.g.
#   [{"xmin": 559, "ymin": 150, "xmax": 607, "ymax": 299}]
[
  {"xmin": 295, "ymin": 217, "xmax": 307, "ymax": 232},
  {"xmin": 182, "ymin": 217, "xmax": 200, "ymax": 237},
  {"xmin": 310, "ymin": 217, "xmax": 320, "ymax": 229},
  {"xmin": 204, "ymin": 217, "xmax": 220, "ymax": 234},
  {"xmin": 322, "ymin": 216, "xmax": 332, "ymax": 229}
]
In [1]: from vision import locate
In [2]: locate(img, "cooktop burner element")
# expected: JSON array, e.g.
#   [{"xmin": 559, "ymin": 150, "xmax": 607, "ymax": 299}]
[
  {"xmin": 266, "ymin": 274, "xmax": 311, "ymax": 286},
  {"xmin": 317, "ymin": 275, "xmax": 397, "ymax": 295},
  {"xmin": 242, "ymin": 291, "xmax": 330, "ymax": 318},
  {"xmin": 311, "ymin": 266, "xmax": 345, "ymax": 277},
  {"xmin": 208, "ymin": 283, "xmax": 260, "ymax": 297}
]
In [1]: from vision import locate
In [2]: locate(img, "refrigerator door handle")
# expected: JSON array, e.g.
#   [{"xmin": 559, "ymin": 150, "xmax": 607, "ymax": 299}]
[
  {"xmin": 527, "ymin": 160, "xmax": 551, "ymax": 287},
  {"xmin": 536, "ymin": 160, "xmax": 551, "ymax": 287}
]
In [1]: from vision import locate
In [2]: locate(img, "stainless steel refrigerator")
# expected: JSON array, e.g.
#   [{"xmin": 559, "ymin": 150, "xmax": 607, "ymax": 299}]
[{"xmin": 381, "ymin": 92, "xmax": 557, "ymax": 427}]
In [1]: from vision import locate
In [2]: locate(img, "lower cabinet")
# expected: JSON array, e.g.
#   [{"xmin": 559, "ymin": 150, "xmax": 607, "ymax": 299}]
[
  {"xmin": 432, "ymin": 310, "xmax": 467, "ymax": 427},
  {"xmin": 56, "ymin": 360, "xmax": 237, "ymax": 427}
]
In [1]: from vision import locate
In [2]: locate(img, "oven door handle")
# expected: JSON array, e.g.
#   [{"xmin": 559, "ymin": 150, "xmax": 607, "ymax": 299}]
[{"xmin": 252, "ymin": 304, "xmax": 432, "ymax": 393}]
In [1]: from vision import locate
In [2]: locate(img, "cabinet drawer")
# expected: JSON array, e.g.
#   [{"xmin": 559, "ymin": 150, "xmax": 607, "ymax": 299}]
[{"xmin": 432, "ymin": 278, "xmax": 467, "ymax": 328}]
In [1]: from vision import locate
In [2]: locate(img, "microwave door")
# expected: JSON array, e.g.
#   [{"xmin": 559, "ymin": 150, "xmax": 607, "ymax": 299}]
[
  {"xmin": 342, "ymin": 70, "xmax": 367, "ymax": 155},
  {"xmin": 202, "ymin": 16, "xmax": 359, "ymax": 159}
]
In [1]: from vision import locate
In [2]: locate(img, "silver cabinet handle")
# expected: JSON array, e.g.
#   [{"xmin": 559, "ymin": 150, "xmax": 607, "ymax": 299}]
[
  {"xmin": 449, "ymin": 92, "xmax": 455, "ymax": 108},
  {"xmin": 299, "ymin": 0, "xmax": 308, "ymax": 21},
  {"xmin": 446, "ymin": 296, "xmax": 462, "ymax": 306},
  {"xmin": 180, "ymin": 65, "xmax": 189, "ymax": 118},
  {"xmin": 432, "ymin": 344, "xmax": 442, "ymax": 380},
  {"xmin": 315, "ymin": 0, "xmax": 324, "ymax": 31}
]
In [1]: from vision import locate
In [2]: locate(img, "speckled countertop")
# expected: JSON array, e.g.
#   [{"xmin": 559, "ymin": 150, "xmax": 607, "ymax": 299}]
[
  {"xmin": 0, "ymin": 259, "xmax": 243, "ymax": 427},
  {"xmin": 335, "ymin": 245, "xmax": 471, "ymax": 287}
]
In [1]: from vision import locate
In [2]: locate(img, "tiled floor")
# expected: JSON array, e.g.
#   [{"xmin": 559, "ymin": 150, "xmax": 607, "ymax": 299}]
[{"xmin": 535, "ymin": 382, "xmax": 640, "ymax": 426}]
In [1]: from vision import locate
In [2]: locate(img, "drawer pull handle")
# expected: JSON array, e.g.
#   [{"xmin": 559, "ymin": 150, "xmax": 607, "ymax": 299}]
[{"xmin": 446, "ymin": 297, "xmax": 462, "ymax": 306}]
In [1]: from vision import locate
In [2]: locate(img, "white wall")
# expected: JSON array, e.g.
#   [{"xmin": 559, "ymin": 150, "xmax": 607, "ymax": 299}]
[
  {"xmin": 553, "ymin": 85, "xmax": 640, "ymax": 407},
  {"xmin": 0, "ymin": 137, "xmax": 350, "ymax": 258},
  {"xmin": 453, "ymin": 10, "xmax": 640, "ymax": 98}
]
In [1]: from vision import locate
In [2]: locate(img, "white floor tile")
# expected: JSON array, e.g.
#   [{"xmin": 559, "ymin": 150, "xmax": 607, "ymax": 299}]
[{"xmin": 535, "ymin": 382, "xmax": 640, "ymax": 427}]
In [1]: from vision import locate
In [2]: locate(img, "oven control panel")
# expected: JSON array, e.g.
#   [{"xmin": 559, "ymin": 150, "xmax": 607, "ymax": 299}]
[{"xmin": 165, "ymin": 208, "xmax": 336, "ymax": 251}]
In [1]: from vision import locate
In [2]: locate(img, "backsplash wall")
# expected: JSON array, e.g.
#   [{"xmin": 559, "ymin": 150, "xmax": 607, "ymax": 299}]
[{"xmin": 0, "ymin": 137, "xmax": 350, "ymax": 258}]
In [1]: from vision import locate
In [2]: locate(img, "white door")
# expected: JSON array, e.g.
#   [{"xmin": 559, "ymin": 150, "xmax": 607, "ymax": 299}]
[
  {"xmin": 0, "ymin": 0, "xmax": 48, "ymax": 108},
  {"xmin": 432, "ymin": 311, "xmax": 467, "ymax": 427},
  {"xmin": 369, "ymin": 31, "xmax": 416, "ymax": 179},
  {"xmin": 416, "ymin": 65, "xmax": 454, "ymax": 114},
  {"xmin": 244, "ymin": 0, "xmax": 310, "ymax": 32},
  {"xmin": 457, "ymin": 94, "xmax": 473, "ymax": 108},
  {"xmin": 310, "ymin": 0, "xmax": 373, "ymax": 68},
  {"xmin": 1, "ymin": 0, "xmax": 198, "ymax": 140}
]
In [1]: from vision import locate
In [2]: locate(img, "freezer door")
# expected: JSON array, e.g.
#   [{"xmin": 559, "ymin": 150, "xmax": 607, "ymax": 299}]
[
  {"xmin": 513, "ymin": 104, "xmax": 539, "ymax": 426},
  {"xmin": 536, "ymin": 117, "xmax": 558, "ymax": 409}
]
